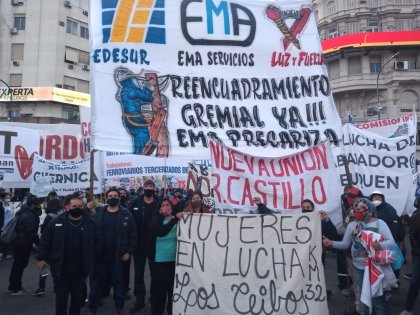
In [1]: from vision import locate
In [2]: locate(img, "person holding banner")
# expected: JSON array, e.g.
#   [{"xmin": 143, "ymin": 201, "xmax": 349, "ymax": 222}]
[
  {"xmin": 89, "ymin": 188, "xmax": 137, "ymax": 315},
  {"xmin": 184, "ymin": 191, "xmax": 211, "ymax": 214},
  {"xmin": 129, "ymin": 180, "xmax": 161, "ymax": 313},
  {"xmin": 323, "ymin": 198, "xmax": 396, "ymax": 315},
  {"xmin": 150, "ymin": 198, "xmax": 183, "ymax": 315},
  {"xmin": 36, "ymin": 195, "xmax": 95, "ymax": 315}
]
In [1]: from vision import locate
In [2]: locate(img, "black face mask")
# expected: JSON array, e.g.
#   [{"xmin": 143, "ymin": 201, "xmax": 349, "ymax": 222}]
[
  {"xmin": 120, "ymin": 195, "xmax": 128, "ymax": 204},
  {"xmin": 144, "ymin": 189, "xmax": 154, "ymax": 197},
  {"xmin": 69, "ymin": 207, "xmax": 83, "ymax": 218},
  {"xmin": 33, "ymin": 207, "xmax": 42, "ymax": 216},
  {"xmin": 302, "ymin": 209, "xmax": 313, "ymax": 213},
  {"xmin": 107, "ymin": 197, "xmax": 120, "ymax": 207}
]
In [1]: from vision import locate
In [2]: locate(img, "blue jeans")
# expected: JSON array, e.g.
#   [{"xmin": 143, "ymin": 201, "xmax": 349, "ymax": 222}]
[
  {"xmin": 89, "ymin": 260, "xmax": 128, "ymax": 311},
  {"xmin": 353, "ymin": 267, "xmax": 390, "ymax": 315},
  {"xmin": 405, "ymin": 255, "xmax": 420, "ymax": 311}
]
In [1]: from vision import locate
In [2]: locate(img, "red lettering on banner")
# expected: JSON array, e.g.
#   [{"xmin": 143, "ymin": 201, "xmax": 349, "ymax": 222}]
[
  {"xmin": 244, "ymin": 155, "xmax": 255, "ymax": 175},
  {"xmin": 313, "ymin": 144, "xmax": 328, "ymax": 169},
  {"xmin": 46, "ymin": 135, "xmax": 61, "ymax": 160},
  {"xmin": 227, "ymin": 176, "xmax": 240, "ymax": 205},
  {"xmin": 212, "ymin": 173, "xmax": 221, "ymax": 202},
  {"xmin": 258, "ymin": 159, "xmax": 270, "ymax": 177},
  {"xmin": 312, "ymin": 176, "xmax": 327, "ymax": 204},
  {"xmin": 63, "ymin": 136, "xmax": 78, "ymax": 160},
  {"xmin": 286, "ymin": 182, "xmax": 300, "ymax": 209},
  {"xmin": 254, "ymin": 180, "xmax": 267, "ymax": 205},
  {"xmin": 81, "ymin": 122, "xmax": 91, "ymax": 137},
  {"xmin": 241, "ymin": 178, "xmax": 253, "ymax": 206},
  {"xmin": 281, "ymin": 182, "xmax": 287, "ymax": 209},
  {"xmin": 267, "ymin": 181, "xmax": 280, "ymax": 208},
  {"xmin": 232, "ymin": 151, "xmax": 245, "ymax": 173}
]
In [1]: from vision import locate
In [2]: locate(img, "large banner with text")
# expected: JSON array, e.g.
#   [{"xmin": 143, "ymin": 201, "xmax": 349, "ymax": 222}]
[
  {"xmin": 209, "ymin": 139, "xmax": 342, "ymax": 224},
  {"xmin": 90, "ymin": 0, "xmax": 342, "ymax": 158},
  {"xmin": 0, "ymin": 125, "xmax": 40, "ymax": 187},
  {"xmin": 30, "ymin": 155, "xmax": 102, "ymax": 196},
  {"xmin": 173, "ymin": 213, "xmax": 329, "ymax": 315}
]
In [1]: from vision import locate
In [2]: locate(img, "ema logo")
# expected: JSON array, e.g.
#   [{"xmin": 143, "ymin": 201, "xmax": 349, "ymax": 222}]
[{"xmin": 101, "ymin": 0, "xmax": 166, "ymax": 44}]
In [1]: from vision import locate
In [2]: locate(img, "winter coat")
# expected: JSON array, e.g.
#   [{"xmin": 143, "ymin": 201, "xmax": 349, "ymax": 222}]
[
  {"xmin": 36, "ymin": 211, "xmax": 95, "ymax": 277},
  {"xmin": 14, "ymin": 205, "xmax": 40, "ymax": 246}
]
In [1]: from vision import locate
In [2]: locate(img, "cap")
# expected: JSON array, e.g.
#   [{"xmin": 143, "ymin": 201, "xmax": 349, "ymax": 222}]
[{"xmin": 370, "ymin": 190, "xmax": 384, "ymax": 198}]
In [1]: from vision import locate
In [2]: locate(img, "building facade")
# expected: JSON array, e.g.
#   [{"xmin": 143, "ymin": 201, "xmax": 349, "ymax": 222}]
[
  {"xmin": 313, "ymin": 0, "xmax": 420, "ymax": 123},
  {"xmin": 0, "ymin": 0, "xmax": 90, "ymax": 123}
]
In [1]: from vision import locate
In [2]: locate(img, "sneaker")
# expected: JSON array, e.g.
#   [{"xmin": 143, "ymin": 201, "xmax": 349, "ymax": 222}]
[
  {"xmin": 32, "ymin": 288, "xmax": 45, "ymax": 296},
  {"xmin": 399, "ymin": 311, "xmax": 412, "ymax": 315},
  {"xmin": 10, "ymin": 288, "xmax": 29, "ymax": 296},
  {"xmin": 403, "ymin": 273, "xmax": 412, "ymax": 280}
]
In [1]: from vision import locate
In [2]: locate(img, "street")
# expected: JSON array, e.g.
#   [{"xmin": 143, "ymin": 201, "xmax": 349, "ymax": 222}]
[{"xmin": 0, "ymin": 249, "xmax": 418, "ymax": 315}]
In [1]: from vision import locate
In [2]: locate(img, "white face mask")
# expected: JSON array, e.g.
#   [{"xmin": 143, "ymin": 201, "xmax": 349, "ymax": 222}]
[
  {"xmin": 372, "ymin": 200, "xmax": 382, "ymax": 206},
  {"xmin": 4, "ymin": 198, "xmax": 10, "ymax": 203}
]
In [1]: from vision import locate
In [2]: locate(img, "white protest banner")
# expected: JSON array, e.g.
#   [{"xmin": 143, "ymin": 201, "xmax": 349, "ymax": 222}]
[
  {"xmin": 90, "ymin": 0, "xmax": 342, "ymax": 158},
  {"xmin": 173, "ymin": 213, "xmax": 329, "ymax": 315},
  {"xmin": 1, "ymin": 122, "xmax": 88, "ymax": 162},
  {"xmin": 102, "ymin": 152, "xmax": 190, "ymax": 190},
  {"xmin": 30, "ymin": 155, "xmax": 102, "ymax": 196},
  {"xmin": 209, "ymin": 139, "xmax": 342, "ymax": 223},
  {"xmin": 79, "ymin": 105, "xmax": 92, "ymax": 154},
  {"xmin": 354, "ymin": 113, "xmax": 415, "ymax": 138},
  {"xmin": 337, "ymin": 122, "xmax": 416, "ymax": 214},
  {"xmin": 187, "ymin": 163, "xmax": 214, "ymax": 209},
  {"xmin": 0, "ymin": 125, "xmax": 40, "ymax": 187}
]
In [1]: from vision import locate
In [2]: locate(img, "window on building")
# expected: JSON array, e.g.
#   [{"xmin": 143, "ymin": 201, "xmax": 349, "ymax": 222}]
[
  {"xmin": 328, "ymin": 27, "xmax": 338, "ymax": 38},
  {"xmin": 63, "ymin": 76, "xmax": 76, "ymax": 91},
  {"xmin": 326, "ymin": 1, "xmax": 336, "ymax": 15},
  {"xmin": 408, "ymin": 61, "xmax": 417, "ymax": 70},
  {"xmin": 395, "ymin": 19, "xmax": 414, "ymax": 31},
  {"xmin": 66, "ymin": 18, "xmax": 78, "ymax": 35},
  {"xmin": 367, "ymin": 0, "xmax": 378, "ymax": 7},
  {"xmin": 399, "ymin": 90, "xmax": 419, "ymax": 112},
  {"xmin": 369, "ymin": 56, "xmax": 381, "ymax": 73},
  {"xmin": 367, "ymin": 106, "xmax": 387, "ymax": 117},
  {"xmin": 9, "ymin": 74, "xmax": 22, "ymax": 86},
  {"xmin": 9, "ymin": 109, "xmax": 21, "ymax": 118},
  {"xmin": 346, "ymin": 0, "xmax": 357, "ymax": 9},
  {"xmin": 65, "ymin": 46, "xmax": 78, "ymax": 64},
  {"xmin": 77, "ymin": 79, "xmax": 89, "ymax": 93},
  {"xmin": 347, "ymin": 22, "xmax": 359, "ymax": 34},
  {"xmin": 14, "ymin": 15, "xmax": 25, "ymax": 30},
  {"xmin": 367, "ymin": 21, "xmax": 379, "ymax": 32},
  {"xmin": 78, "ymin": 51, "xmax": 90, "ymax": 64},
  {"xmin": 348, "ymin": 57, "xmax": 362, "ymax": 75},
  {"xmin": 62, "ymin": 107, "xmax": 79, "ymax": 120},
  {"xmin": 11, "ymin": 44, "xmax": 24, "ymax": 61},
  {"xmin": 328, "ymin": 60, "xmax": 340, "ymax": 79},
  {"xmin": 80, "ymin": 24, "xmax": 89, "ymax": 39}
]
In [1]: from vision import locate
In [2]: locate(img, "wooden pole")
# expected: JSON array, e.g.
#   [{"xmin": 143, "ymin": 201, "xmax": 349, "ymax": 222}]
[{"xmin": 89, "ymin": 149, "xmax": 96, "ymax": 201}]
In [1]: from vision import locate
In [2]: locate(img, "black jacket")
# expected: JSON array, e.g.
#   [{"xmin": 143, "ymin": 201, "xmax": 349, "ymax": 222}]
[
  {"xmin": 14, "ymin": 205, "xmax": 40, "ymax": 246},
  {"xmin": 409, "ymin": 209, "xmax": 420, "ymax": 257},
  {"xmin": 36, "ymin": 211, "xmax": 95, "ymax": 277},
  {"xmin": 94, "ymin": 206, "xmax": 137, "ymax": 262},
  {"xmin": 322, "ymin": 219, "xmax": 339, "ymax": 241},
  {"xmin": 376, "ymin": 202, "xmax": 400, "ymax": 241},
  {"xmin": 0, "ymin": 200, "xmax": 4, "ymax": 229},
  {"xmin": 129, "ymin": 195, "xmax": 161, "ymax": 253},
  {"xmin": 149, "ymin": 214, "xmax": 178, "ymax": 263}
]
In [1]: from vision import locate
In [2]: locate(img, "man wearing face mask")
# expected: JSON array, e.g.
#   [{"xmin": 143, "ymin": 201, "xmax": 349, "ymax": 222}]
[
  {"xmin": 118, "ymin": 187, "xmax": 131, "ymax": 208},
  {"xmin": 89, "ymin": 188, "xmax": 137, "ymax": 315},
  {"xmin": 8, "ymin": 195, "xmax": 42, "ymax": 295},
  {"xmin": 36, "ymin": 196, "xmax": 95, "ymax": 315},
  {"xmin": 129, "ymin": 180, "xmax": 161, "ymax": 313}
]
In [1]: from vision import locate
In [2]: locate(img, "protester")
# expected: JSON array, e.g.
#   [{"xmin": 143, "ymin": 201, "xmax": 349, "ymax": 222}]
[
  {"xmin": 169, "ymin": 189, "xmax": 182, "ymax": 207},
  {"xmin": 173, "ymin": 189, "xmax": 193, "ymax": 213},
  {"xmin": 8, "ymin": 195, "xmax": 42, "ymax": 295},
  {"xmin": 184, "ymin": 190, "xmax": 211, "ymax": 214},
  {"xmin": 323, "ymin": 198, "xmax": 396, "ymax": 315},
  {"xmin": 32, "ymin": 198, "xmax": 63, "ymax": 297},
  {"xmin": 118, "ymin": 187, "xmax": 131, "ymax": 208},
  {"xmin": 150, "ymin": 199, "xmax": 183, "ymax": 315},
  {"xmin": 36, "ymin": 195, "xmax": 95, "ymax": 315},
  {"xmin": 89, "ymin": 188, "xmax": 137, "ymax": 315},
  {"xmin": 399, "ymin": 197, "xmax": 420, "ymax": 315},
  {"xmin": 301, "ymin": 199, "xmax": 338, "ymax": 242},
  {"xmin": 129, "ymin": 180, "xmax": 161, "ymax": 313},
  {"xmin": 0, "ymin": 191, "xmax": 14, "ymax": 260}
]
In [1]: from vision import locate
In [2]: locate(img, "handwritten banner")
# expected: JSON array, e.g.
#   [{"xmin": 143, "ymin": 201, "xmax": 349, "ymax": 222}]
[
  {"xmin": 30, "ymin": 155, "xmax": 102, "ymax": 196},
  {"xmin": 187, "ymin": 162, "xmax": 214, "ymax": 210},
  {"xmin": 90, "ymin": 0, "xmax": 342, "ymax": 158},
  {"xmin": 209, "ymin": 139, "xmax": 342, "ymax": 224},
  {"xmin": 173, "ymin": 213, "xmax": 329, "ymax": 315}
]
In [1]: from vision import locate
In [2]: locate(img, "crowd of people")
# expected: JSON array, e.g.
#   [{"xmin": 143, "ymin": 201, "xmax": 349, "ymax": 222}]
[{"xmin": 0, "ymin": 182, "xmax": 419, "ymax": 315}]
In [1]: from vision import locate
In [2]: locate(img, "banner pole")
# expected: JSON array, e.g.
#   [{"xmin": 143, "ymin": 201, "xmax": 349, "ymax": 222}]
[
  {"xmin": 342, "ymin": 154, "xmax": 352, "ymax": 188},
  {"xmin": 89, "ymin": 149, "xmax": 96, "ymax": 201}
]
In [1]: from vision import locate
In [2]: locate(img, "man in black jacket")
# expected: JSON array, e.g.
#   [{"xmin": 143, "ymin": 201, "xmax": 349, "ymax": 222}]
[
  {"xmin": 8, "ymin": 195, "xmax": 42, "ymax": 295},
  {"xmin": 129, "ymin": 180, "xmax": 161, "ymax": 313},
  {"xmin": 36, "ymin": 195, "xmax": 94, "ymax": 315},
  {"xmin": 89, "ymin": 188, "xmax": 137, "ymax": 315}
]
